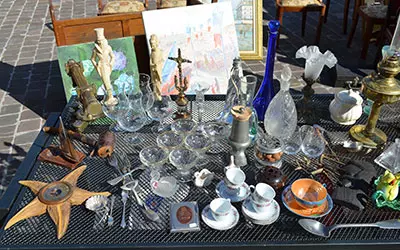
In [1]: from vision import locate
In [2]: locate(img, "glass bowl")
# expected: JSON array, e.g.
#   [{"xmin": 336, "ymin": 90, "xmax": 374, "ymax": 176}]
[
  {"xmin": 157, "ymin": 131, "xmax": 183, "ymax": 151},
  {"xmin": 171, "ymin": 119, "xmax": 197, "ymax": 135},
  {"xmin": 139, "ymin": 146, "xmax": 169, "ymax": 170},
  {"xmin": 169, "ymin": 148, "xmax": 198, "ymax": 182}
]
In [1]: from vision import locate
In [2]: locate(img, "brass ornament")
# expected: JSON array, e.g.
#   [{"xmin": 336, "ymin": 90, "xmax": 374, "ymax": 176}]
[
  {"xmin": 350, "ymin": 55, "xmax": 400, "ymax": 147},
  {"xmin": 4, "ymin": 165, "xmax": 111, "ymax": 239}
]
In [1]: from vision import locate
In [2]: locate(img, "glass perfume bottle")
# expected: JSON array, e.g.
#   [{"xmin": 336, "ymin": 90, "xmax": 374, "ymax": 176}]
[
  {"xmin": 264, "ymin": 65, "xmax": 297, "ymax": 141},
  {"xmin": 253, "ymin": 20, "xmax": 280, "ymax": 121}
]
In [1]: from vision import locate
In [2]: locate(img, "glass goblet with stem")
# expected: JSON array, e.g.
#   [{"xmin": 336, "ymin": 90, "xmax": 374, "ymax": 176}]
[
  {"xmin": 101, "ymin": 85, "xmax": 130, "ymax": 132},
  {"xmin": 157, "ymin": 131, "xmax": 183, "ymax": 152},
  {"xmin": 300, "ymin": 125, "xmax": 325, "ymax": 158},
  {"xmin": 171, "ymin": 119, "xmax": 197, "ymax": 137},
  {"xmin": 193, "ymin": 81, "xmax": 210, "ymax": 132},
  {"xmin": 169, "ymin": 148, "xmax": 198, "ymax": 183},
  {"xmin": 147, "ymin": 95, "xmax": 173, "ymax": 133},
  {"xmin": 203, "ymin": 121, "xmax": 229, "ymax": 154},
  {"xmin": 139, "ymin": 146, "xmax": 169, "ymax": 173},
  {"xmin": 139, "ymin": 73, "xmax": 155, "ymax": 125},
  {"xmin": 184, "ymin": 132, "xmax": 211, "ymax": 166}
]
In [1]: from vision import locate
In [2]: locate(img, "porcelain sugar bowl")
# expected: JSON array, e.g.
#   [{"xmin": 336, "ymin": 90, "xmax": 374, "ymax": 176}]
[{"xmin": 329, "ymin": 89, "xmax": 363, "ymax": 125}]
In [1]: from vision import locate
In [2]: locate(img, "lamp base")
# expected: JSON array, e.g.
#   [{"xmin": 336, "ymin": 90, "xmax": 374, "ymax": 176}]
[{"xmin": 349, "ymin": 124, "xmax": 387, "ymax": 147}]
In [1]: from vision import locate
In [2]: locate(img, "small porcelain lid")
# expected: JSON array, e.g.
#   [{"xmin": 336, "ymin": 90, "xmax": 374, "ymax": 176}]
[
  {"xmin": 256, "ymin": 134, "xmax": 282, "ymax": 154},
  {"xmin": 336, "ymin": 89, "xmax": 363, "ymax": 105}
]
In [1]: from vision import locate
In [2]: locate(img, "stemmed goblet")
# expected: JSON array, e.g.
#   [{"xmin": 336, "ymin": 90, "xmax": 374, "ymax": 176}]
[
  {"xmin": 184, "ymin": 132, "xmax": 211, "ymax": 166},
  {"xmin": 171, "ymin": 119, "xmax": 197, "ymax": 136},
  {"xmin": 203, "ymin": 122, "xmax": 229, "ymax": 154},
  {"xmin": 157, "ymin": 131, "xmax": 183, "ymax": 152},
  {"xmin": 139, "ymin": 146, "xmax": 169, "ymax": 173},
  {"xmin": 169, "ymin": 148, "xmax": 198, "ymax": 183},
  {"xmin": 147, "ymin": 95, "xmax": 173, "ymax": 133},
  {"xmin": 101, "ymin": 85, "xmax": 130, "ymax": 132}
]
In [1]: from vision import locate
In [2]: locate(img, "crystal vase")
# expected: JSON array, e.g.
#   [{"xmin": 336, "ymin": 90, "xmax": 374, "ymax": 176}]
[{"xmin": 253, "ymin": 20, "xmax": 280, "ymax": 121}]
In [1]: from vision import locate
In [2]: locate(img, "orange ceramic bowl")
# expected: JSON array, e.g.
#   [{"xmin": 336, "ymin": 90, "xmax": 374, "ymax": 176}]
[{"xmin": 291, "ymin": 178, "xmax": 327, "ymax": 209}]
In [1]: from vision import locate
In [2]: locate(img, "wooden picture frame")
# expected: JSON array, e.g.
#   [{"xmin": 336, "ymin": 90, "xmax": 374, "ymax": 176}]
[{"xmin": 219, "ymin": 0, "xmax": 263, "ymax": 60}]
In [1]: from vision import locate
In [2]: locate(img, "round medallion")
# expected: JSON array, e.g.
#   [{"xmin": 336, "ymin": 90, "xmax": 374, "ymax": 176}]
[
  {"xmin": 176, "ymin": 205, "xmax": 193, "ymax": 224},
  {"xmin": 38, "ymin": 181, "xmax": 74, "ymax": 205}
]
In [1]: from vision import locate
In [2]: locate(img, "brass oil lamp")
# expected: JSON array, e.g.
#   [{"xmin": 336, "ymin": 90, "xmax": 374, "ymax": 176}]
[{"xmin": 350, "ymin": 54, "xmax": 400, "ymax": 147}]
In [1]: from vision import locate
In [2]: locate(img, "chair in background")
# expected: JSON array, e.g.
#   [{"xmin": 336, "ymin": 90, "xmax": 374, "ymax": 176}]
[
  {"xmin": 347, "ymin": 2, "xmax": 387, "ymax": 59},
  {"xmin": 275, "ymin": 0, "xmax": 327, "ymax": 46},
  {"xmin": 343, "ymin": 0, "xmax": 364, "ymax": 34},
  {"xmin": 374, "ymin": 0, "xmax": 400, "ymax": 65}
]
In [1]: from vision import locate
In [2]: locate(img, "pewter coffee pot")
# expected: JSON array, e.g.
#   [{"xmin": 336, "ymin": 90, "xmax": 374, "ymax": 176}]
[{"xmin": 229, "ymin": 105, "xmax": 252, "ymax": 167}]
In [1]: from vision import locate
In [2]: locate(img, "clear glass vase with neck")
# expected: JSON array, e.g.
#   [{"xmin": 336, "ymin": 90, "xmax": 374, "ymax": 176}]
[
  {"xmin": 239, "ymin": 75, "xmax": 258, "ymax": 143},
  {"xmin": 253, "ymin": 20, "xmax": 280, "ymax": 121}
]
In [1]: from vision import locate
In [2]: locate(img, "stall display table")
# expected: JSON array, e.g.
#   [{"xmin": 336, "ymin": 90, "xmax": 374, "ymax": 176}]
[{"xmin": 0, "ymin": 94, "xmax": 400, "ymax": 250}]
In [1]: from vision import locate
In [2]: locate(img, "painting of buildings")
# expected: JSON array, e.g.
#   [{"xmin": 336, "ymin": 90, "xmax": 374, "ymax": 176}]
[{"xmin": 142, "ymin": 2, "xmax": 240, "ymax": 95}]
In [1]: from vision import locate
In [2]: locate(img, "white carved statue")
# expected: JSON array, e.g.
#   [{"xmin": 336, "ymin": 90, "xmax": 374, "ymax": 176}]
[
  {"xmin": 91, "ymin": 28, "xmax": 117, "ymax": 106},
  {"xmin": 149, "ymin": 34, "xmax": 163, "ymax": 101}
]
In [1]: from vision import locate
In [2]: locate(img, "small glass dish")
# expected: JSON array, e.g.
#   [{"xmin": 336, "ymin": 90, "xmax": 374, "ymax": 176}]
[
  {"xmin": 150, "ymin": 170, "xmax": 179, "ymax": 198},
  {"xmin": 157, "ymin": 131, "xmax": 183, "ymax": 151},
  {"xmin": 139, "ymin": 146, "xmax": 169, "ymax": 171},
  {"xmin": 184, "ymin": 132, "xmax": 211, "ymax": 166},
  {"xmin": 171, "ymin": 119, "xmax": 197, "ymax": 135},
  {"xmin": 169, "ymin": 148, "xmax": 198, "ymax": 183}
]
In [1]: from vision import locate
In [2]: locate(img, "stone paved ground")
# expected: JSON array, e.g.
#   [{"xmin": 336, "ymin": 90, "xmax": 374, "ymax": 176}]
[{"xmin": 0, "ymin": 0, "xmax": 381, "ymax": 196}]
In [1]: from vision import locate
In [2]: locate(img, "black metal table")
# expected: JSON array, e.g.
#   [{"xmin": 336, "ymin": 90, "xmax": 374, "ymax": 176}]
[{"xmin": 1, "ymin": 94, "xmax": 400, "ymax": 250}]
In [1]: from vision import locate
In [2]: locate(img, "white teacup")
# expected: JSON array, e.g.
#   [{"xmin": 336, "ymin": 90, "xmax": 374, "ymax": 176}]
[
  {"xmin": 209, "ymin": 198, "xmax": 232, "ymax": 222},
  {"xmin": 224, "ymin": 168, "xmax": 246, "ymax": 196},
  {"xmin": 250, "ymin": 183, "xmax": 276, "ymax": 213}
]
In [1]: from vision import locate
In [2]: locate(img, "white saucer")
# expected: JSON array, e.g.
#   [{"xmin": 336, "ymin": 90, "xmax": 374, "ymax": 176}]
[
  {"xmin": 241, "ymin": 197, "xmax": 280, "ymax": 225},
  {"xmin": 201, "ymin": 204, "xmax": 239, "ymax": 230},
  {"xmin": 216, "ymin": 180, "xmax": 251, "ymax": 202}
]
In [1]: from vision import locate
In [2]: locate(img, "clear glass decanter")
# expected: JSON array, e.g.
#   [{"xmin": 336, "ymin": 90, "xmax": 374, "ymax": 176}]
[{"xmin": 264, "ymin": 65, "xmax": 297, "ymax": 141}]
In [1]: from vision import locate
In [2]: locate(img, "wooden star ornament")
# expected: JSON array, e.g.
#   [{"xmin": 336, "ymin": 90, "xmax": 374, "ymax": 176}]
[{"xmin": 4, "ymin": 165, "xmax": 111, "ymax": 239}]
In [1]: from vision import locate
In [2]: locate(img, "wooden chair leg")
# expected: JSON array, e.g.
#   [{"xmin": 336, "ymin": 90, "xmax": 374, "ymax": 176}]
[
  {"xmin": 276, "ymin": 7, "xmax": 284, "ymax": 48},
  {"xmin": 324, "ymin": 0, "xmax": 330, "ymax": 23},
  {"xmin": 347, "ymin": 10, "xmax": 359, "ymax": 47},
  {"xmin": 343, "ymin": 0, "xmax": 350, "ymax": 34},
  {"xmin": 315, "ymin": 7, "xmax": 325, "ymax": 45},
  {"xmin": 302, "ymin": 11, "xmax": 307, "ymax": 37},
  {"xmin": 360, "ymin": 19, "xmax": 373, "ymax": 60}
]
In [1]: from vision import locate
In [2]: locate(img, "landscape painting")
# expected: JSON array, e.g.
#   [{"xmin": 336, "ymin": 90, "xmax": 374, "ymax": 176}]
[
  {"xmin": 142, "ymin": 2, "xmax": 240, "ymax": 95},
  {"xmin": 57, "ymin": 37, "xmax": 139, "ymax": 101}
]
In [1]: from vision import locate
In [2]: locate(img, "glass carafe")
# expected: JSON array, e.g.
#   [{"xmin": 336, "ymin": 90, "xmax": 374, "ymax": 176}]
[{"xmin": 264, "ymin": 65, "xmax": 297, "ymax": 141}]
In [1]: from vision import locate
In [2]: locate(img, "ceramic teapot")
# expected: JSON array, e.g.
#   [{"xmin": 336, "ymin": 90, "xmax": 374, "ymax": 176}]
[{"xmin": 329, "ymin": 89, "xmax": 363, "ymax": 125}]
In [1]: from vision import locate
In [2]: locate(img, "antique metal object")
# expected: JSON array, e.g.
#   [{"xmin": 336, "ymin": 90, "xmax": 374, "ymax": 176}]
[
  {"xmin": 349, "ymin": 55, "xmax": 400, "ymax": 147},
  {"xmin": 65, "ymin": 59, "xmax": 104, "ymax": 131},
  {"xmin": 4, "ymin": 165, "xmax": 111, "ymax": 239},
  {"xmin": 43, "ymin": 127, "xmax": 115, "ymax": 158},
  {"xmin": 168, "ymin": 48, "xmax": 192, "ymax": 120},
  {"xmin": 228, "ymin": 105, "xmax": 252, "ymax": 167},
  {"xmin": 38, "ymin": 117, "xmax": 85, "ymax": 169}
]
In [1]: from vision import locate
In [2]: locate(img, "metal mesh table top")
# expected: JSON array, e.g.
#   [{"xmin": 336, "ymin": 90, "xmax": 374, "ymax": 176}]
[{"xmin": 1, "ymin": 94, "xmax": 400, "ymax": 249}]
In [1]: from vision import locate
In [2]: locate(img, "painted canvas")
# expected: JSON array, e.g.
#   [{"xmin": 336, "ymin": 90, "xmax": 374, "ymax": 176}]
[
  {"xmin": 57, "ymin": 37, "xmax": 139, "ymax": 101},
  {"xmin": 142, "ymin": 2, "xmax": 240, "ymax": 95},
  {"xmin": 220, "ymin": 0, "xmax": 263, "ymax": 60}
]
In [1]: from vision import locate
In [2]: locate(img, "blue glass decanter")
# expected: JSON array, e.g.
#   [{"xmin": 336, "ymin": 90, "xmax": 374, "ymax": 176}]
[{"xmin": 252, "ymin": 20, "xmax": 280, "ymax": 121}]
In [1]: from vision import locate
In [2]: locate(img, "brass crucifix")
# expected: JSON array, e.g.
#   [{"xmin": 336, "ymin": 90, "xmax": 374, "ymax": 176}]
[
  {"xmin": 168, "ymin": 48, "xmax": 192, "ymax": 120},
  {"xmin": 168, "ymin": 48, "xmax": 192, "ymax": 95}
]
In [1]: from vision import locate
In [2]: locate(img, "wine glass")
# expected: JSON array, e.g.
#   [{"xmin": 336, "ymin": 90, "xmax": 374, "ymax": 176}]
[
  {"xmin": 139, "ymin": 73, "xmax": 155, "ymax": 125},
  {"xmin": 203, "ymin": 122, "xmax": 229, "ymax": 154},
  {"xmin": 184, "ymin": 132, "xmax": 211, "ymax": 166},
  {"xmin": 193, "ymin": 80, "xmax": 210, "ymax": 132},
  {"xmin": 147, "ymin": 95, "xmax": 174, "ymax": 133},
  {"xmin": 169, "ymin": 148, "xmax": 198, "ymax": 183},
  {"xmin": 101, "ymin": 86, "xmax": 130, "ymax": 132},
  {"xmin": 300, "ymin": 125, "xmax": 325, "ymax": 158}
]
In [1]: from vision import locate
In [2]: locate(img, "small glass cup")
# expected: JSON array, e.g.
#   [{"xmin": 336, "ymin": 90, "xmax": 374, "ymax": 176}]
[
  {"xmin": 150, "ymin": 170, "xmax": 179, "ymax": 198},
  {"xmin": 282, "ymin": 126, "xmax": 302, "ymax": 155},
  {"xmin": 300, "ymin": 126, "xmax": 325, "ymax": 158},
  {"xmin": 139, "ymin": 146, "xmax": 169, "ymax": 172},
  {"xmin": 157, "ymin": 131, "xmax": 183, "ymax": 152},
  {"xmin": 203, "ymin": 122, "xmax": 229, "ymax": 154},
  {"xmin": 184, "ymin": 132, "xmax": 211, "ymax": 166},
  {"xmin": 169, "ymin": 148, "xmax": 198, "ymax": 183}
]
